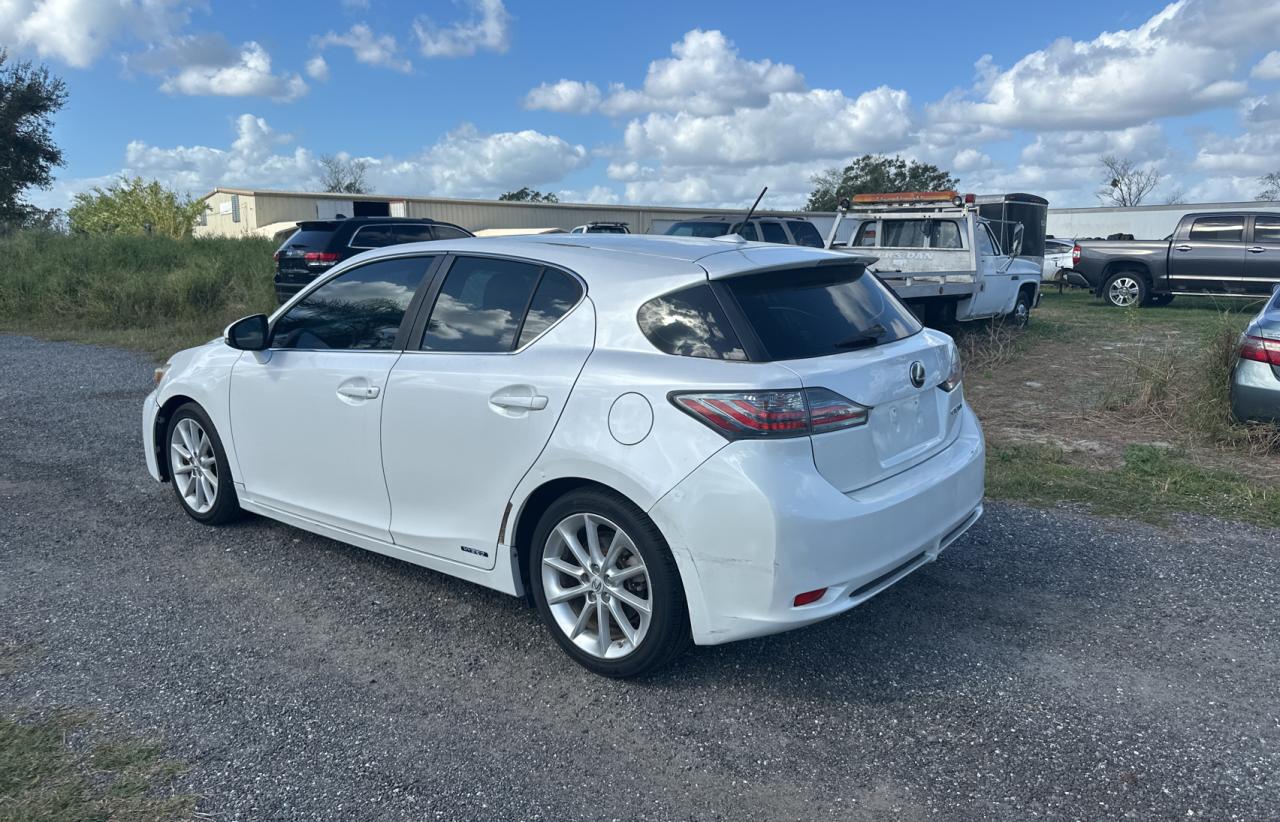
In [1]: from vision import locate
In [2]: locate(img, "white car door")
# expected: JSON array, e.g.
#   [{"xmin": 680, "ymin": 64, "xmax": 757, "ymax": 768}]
[
  {"xmin": 967, "ymin": 222, "xmax": 1015, "ymax": 317},
  {"xmin": 380, "ymin": 255, "xmax": 595, "ymax": 570},
  {"xmin": 229, "ymin": 255, "xmax": 438, "ymax": 540}
]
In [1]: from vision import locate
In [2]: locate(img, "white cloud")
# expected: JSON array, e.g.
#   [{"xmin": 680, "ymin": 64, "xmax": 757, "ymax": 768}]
[
  {"xmin": 597, "ymin": 30, "xmax": 805, "ymax": 117},
  {"xmin": 952, "ymin": 148, "xmax": 993, "ymax": 173},
  {"xmin": 159, "ymin": 41, "xmax": 307, "ymax": 101},
  {"xmin": 314, "ymin": 23, "xmax": 411, "ymax": 73},
  {"xmin": 524, "ymin": 80, "xmax": 602, "ymax": 114},
  {"xmin": 0, "ymin": 0, "xmax": 192, "ymax": 68},
  {"xmin": 46, "ymin": 116, "xmax": 588, "ymax": 205},
  {"xmin": 1252, "ymin": 50, "xmax": 1280, "ymax": 80},
  {"xmin": 305, "ymin": 55, "xmax": 329, "ymax": 81},
  {"xmin": 619, "ymin": 86, "xmax": 913, "ymax": 169},
  {"xmin": 928, "ymin": 0, "xmax": 1280, "ymax": 130},
  {"xmin": 555, "ymin": 185, "xmax": 620, "ymax": 205},
  {"xmin": 413, "ymin": 0, "xmax": 510, "ymax": 58},
  {"xmin": 371, "ymin": 123, "xmax": 588, "ymax": 198},
  {"xmin": 1193, "ymin": 129, "xmax": 1280, "ymax": 176}
]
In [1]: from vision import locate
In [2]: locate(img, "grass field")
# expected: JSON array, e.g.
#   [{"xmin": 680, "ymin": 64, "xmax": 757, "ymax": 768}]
[{"xmin": 0, "ymin": 231, "xmax": 276, "ymax": 357}]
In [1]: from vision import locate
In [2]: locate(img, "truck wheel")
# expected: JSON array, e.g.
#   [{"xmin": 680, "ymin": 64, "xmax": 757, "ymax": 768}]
[
  {"xmin": 1103, "ymin": 273, "xmax": 1147, "ymax": 308},
  {"xmin": 1010, "ymin": 290, "xmax": 1033, "ymax": 328},
  {"xmin": 1148, "ymin": 293, "xmax": 1174, "ymax": 307}
]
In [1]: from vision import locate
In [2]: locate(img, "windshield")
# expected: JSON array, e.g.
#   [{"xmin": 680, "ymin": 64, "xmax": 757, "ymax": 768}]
[{"xmin": 722, "ymin": 264, "xmax": 921, "ymax": 360}]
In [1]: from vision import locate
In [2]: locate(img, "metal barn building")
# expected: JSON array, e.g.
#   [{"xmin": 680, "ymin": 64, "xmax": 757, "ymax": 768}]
[
  {"xmin": 194, "ymin": 187, "xmax": 815, "ymax": 239},
  {"xmin": 1048, "ymin": 200, "xmax": 1280, "ymax": 240}
]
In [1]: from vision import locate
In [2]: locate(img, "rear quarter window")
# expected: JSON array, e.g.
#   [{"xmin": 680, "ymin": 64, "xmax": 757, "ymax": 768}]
[{"xmin": 637, "ymin": 284, "xmax": 746, "ymax": 360}]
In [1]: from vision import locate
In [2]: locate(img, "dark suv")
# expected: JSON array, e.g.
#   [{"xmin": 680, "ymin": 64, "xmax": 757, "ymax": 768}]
[{"xmin": 273, "ymin": 217, "xmax": 473, "ymax": 303}]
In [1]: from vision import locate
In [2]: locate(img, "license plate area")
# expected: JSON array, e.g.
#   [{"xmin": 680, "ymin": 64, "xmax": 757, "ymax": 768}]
[{"xmin": 869, "ymin": 393, "xmax": 940, "ymax": 467}]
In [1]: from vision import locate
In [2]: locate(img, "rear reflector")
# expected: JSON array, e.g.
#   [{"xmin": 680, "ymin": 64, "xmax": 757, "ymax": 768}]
[
  {"xmin": 1240, "ymin": 335, "xmax": 1280, "ymax": 366},
  {"xmin": 793, "ymin": 588, "xmax": 827, "ymax": 607},
  {"xmin": 671, "ymin": 388, "xmax": 868, "ymax": 440}
]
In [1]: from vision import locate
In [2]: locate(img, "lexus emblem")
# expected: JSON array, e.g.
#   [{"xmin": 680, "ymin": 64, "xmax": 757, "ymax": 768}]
[{"xmin": 909, "ymin": 361, "xmax": 927, "ymax": 388}]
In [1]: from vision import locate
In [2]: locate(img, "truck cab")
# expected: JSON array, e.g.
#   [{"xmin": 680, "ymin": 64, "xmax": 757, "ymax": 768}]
[{"xmin": 827, "ymin": 192, "xmax": 1044, "ymax": 326}]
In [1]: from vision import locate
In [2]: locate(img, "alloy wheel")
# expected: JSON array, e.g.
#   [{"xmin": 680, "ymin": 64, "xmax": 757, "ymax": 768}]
[
  {"xmin": 170, "ymin": 417, "xmax": 218, "ymax": 514},
  {"xmin": 540, "ymin": 513, "xmax": 652, "ymax": 660},
  {"xmin": 1108, "ymin": 276, "xmax": 1141, "ymax": 307}
]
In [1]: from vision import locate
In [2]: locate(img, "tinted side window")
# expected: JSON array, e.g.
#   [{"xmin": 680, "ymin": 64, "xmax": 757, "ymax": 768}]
[
  {"xmin": 788, "ymin": 220, "xmax": 825, "ymax": 247},
  {"xmin": 666, "ymin": 221, "xmax": 730, "ymax": 238},
  {"xmin": 432, "ymin": 225, "xmax": 471, "ymax": 240},
  {"xmin": 760, "ymin": 222, "xmax": 788, "ymax": 244},
  {"xmin": 881, "ymin": 220, "xmax": 927, "ymax": 247},
  {"xmin": 390, "ymin": 224, "xmax": 435, "ymax": 243},
  {"xmin": 350, "ymin": 225, "xmax": 395, "ymax": 248},
  {"xmin": 852, "ymin": 222, "xmax": 877, "ymax": 247},
  {"xmin": 736, "ymin": 223, "xmax": 758, "ymax": 241},
  {"xmin": 272, "ymin": 257, "xmax": 428, "ymax": 350},
  {"xmin": 517, "ymin": 270, "xmax": 583, "ymax": 347},
  {"xmin": 421, "ymin": 257, "xmax": 542, "ymax": 352},
  {"xmin": 1190, "ymin": 217, "xmax": 1244, "ymax": 242},
  {"xmin": 637, "ymin": 284, "xmax": 746, "ymax": 360},
  {"xmin": 1252, "ymin": 217, "xmax": 1280, "ymax": 243}
]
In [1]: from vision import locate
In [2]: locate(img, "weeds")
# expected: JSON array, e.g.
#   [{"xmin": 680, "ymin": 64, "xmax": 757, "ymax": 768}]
[
  {"xmin": 0, "ymin": 230, "xmax": 276, "ymax": 357},
  {"xmin": 0, "ymin": 711, "xmax": 195, "ymax": 821}
]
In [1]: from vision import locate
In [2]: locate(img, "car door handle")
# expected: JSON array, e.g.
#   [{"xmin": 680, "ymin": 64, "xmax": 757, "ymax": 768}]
[
  {"xmin": 337, "ymin": 384, "xmax": 380, "ymax": 400},
  {"xmin": 1247, "ymin": 246, "xmax": 1265, "ymax": 253},
  {"xmin": 1174, "ymin": 244, "xmax": 1193, "ymax": 252},
  {"xmin": 491, "ymin": 393, "xmax": 548, "ymax": 410}
]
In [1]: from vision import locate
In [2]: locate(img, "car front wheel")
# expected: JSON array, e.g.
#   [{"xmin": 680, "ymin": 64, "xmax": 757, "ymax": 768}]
[
  {"xmin": 529, "ymin": 489, "xmax": 690, "ymax": 677},
  {"xmin": 166, "ymin": 403, "xmax": 241, "ymax": 525}
]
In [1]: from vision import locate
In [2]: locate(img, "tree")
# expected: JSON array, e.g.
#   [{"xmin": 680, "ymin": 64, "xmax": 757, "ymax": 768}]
[
  {"xmin": 1258, "ymin": 172, "xmax": 1280, "ymax": 202},
  {"xmin": 1097, "ymin": 155, "xmax": 1160, "ymax": 207},
  {"xmin": 67, "ymin": 177, "xmax": 207, "ymax": 239},
  {"xmin": 498, "ymin": 187, "xmax": 559, "ymax": 203},
  {"xmin": 319, "ymin": 153, "xmax": 371, "ymax": 194},
  {"xmin": 805, "ymin": 155, "xmax": 958, "ymax": 211},
  {"xmin": 0, "ymin": 49, "xmax": 68, "ymax": 225},
  {"xmin": 1163, "ymin": 187, "xmax": 1187, "ymax": 205}
]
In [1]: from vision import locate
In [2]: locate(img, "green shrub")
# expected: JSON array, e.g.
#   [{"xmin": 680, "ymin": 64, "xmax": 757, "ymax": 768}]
[{"xmin": 0, "ymin": 231, "xmax": 276, "ymax": 354}]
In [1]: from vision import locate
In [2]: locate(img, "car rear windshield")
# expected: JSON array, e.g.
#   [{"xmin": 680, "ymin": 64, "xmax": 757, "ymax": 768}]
[
  {"xmin": 665, "ymin": 221, "xmax": 731, "ymax": 238},
  {"xmin": 279, "ymin": 227, "xmax": 337, "ymax": 250},
  {"xmin": 722, "ymin": 264, "xmax": 921, "ymax": 360}
]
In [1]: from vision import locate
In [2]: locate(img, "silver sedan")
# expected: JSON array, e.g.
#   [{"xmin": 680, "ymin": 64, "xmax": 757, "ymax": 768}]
[{"xmin": 1231, "ymin": 286, "xmax": 1280, "ymax": 423}]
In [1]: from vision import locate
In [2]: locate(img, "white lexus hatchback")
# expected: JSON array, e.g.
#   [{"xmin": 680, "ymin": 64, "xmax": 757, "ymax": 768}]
[{"xmin": 144, "ymin": 235, "xmax": 985, "ymax": 677}]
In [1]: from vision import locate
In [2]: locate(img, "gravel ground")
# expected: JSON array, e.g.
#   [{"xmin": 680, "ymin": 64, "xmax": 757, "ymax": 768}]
[{"xmin": 1, "ymin": 333, "xmax": 1277, "ymax": 821}]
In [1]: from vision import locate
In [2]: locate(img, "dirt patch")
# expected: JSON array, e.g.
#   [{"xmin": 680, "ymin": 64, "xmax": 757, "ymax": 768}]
[{"xmin": 958, "ymin": 291, "xmax": 1280, "ymax": 483}]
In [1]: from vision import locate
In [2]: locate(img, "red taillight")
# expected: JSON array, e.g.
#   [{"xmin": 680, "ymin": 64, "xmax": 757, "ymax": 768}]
[
  {"xmin": 1071, "ymin": 244, "xmax": 1081, "ymax": 266},
  {"xmin": 963, "ymin": 192, "xmax": 975, "ymax": 205},
  {"xmin": 793, "ymin": 588, "xmax": 827, "ymax": 607},
  {"xmin": 1240, "ymin": 335, "xmax": 1280, "ymax": 366},
  {"xmin": 671, "ymin": 388, "xmax": 868, "ymax": 439},
  {"xmin": 303, "ymin": 252, "xmax": 339, "ymax": 265}
]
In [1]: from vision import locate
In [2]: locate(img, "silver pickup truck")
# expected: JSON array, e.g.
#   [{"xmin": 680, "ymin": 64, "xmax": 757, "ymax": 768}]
[{"xmin": 1068, "ymin": 211, "xmax": 1280, "ymax": 307}]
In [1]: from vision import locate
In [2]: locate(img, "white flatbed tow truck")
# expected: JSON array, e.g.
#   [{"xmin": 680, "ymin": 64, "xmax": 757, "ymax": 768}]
[{"xmin": 825, "ymin": 191, "xmax": 1045, "ymax": 325}]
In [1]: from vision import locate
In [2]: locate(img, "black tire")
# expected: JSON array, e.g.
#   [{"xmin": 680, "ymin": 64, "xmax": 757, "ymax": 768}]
[
  {"xmin": 1148, "ymin": 293, "xmax": 1175, "ymax": 306},
  {"xmin": 528, "ymin": 488, "xmax": 690, "ymax": 678},
  {"xmin": 164, "ymin": 402, "xmax": 241, "ymax": 525},
  {"xmin": 1010, "ymin": 289, "xmax": 1033, "ymax": 328},
  {"xmin": 1102, "ymin": 271, "xmax": 1148, "ymax": 308}
]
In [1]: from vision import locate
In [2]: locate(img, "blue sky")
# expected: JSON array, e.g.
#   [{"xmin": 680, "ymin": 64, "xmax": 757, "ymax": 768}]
[{"xmin": 7, "ymin": 0, "xmax": 1280, "ymax": 211}]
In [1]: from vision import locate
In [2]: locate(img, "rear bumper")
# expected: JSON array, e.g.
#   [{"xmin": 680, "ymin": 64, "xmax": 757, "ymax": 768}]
[
  {"xmin": 1064, "ymin": 270, "xmax": 1093, "ymax": 289},
  {"xmin": 142, "ymin": 389, "xmax": 163, "ymax": 482},
  {"xmin": 650, "ymin": 405, "xmax": 986, "ymax": 645},
  {"xmin": 1231, "ymin": 360, "xmax": 1280, "ymax": 423}
]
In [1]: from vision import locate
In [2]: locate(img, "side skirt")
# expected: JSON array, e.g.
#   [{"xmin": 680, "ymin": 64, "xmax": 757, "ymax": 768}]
[{"xmin": 238, "ymin": 498, "xmax": 522, "ymax": 597}]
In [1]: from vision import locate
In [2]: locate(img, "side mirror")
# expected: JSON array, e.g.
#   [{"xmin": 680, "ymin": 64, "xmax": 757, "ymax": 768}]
[
  {"xmin": 225, "ymin": 314, "xmax": 269, "ymax": 351},
  {"xmin": 1009, "ymin": 223, "xmax": 1025, "ymax": 258}
]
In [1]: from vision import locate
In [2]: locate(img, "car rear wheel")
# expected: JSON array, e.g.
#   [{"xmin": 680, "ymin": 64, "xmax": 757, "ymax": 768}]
[
  {"xmin": 529, "ymin": 489, "xmax": 690, "ymax": 677},
  {"xmin": 1104, "ymin": 272, "xmax": 1147, "ymax": 308},
  {"xmin": 166, "ymin": 403, "xmax": 241, "ymax": 525}
]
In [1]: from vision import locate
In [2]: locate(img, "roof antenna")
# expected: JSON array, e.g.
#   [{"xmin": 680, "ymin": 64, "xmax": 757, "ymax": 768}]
[{"xmin": 736, "ymin": 186, "xmax": 767, "ymax": 238}]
